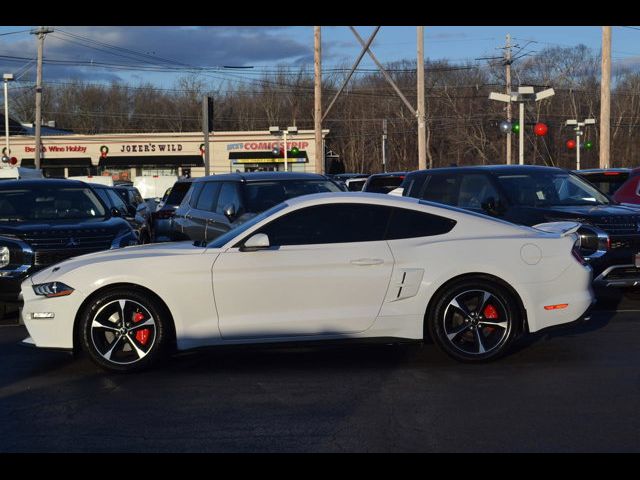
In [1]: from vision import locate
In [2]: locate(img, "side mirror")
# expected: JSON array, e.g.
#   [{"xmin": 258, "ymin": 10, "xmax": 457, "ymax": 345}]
[
  {"xmin": 111, "ymin": 207, "xmax": 122, "ymax": 217},
  {"xmin": 223, "ymin": 203, "xmax": 236, "ymax": 219},
  {"xmin": 240, "ymin": 233, "xmax": 270, "ymax": 252},
  {"xmin": 481, "ymin": 196, "xmax": 503, "ymax": 216}
]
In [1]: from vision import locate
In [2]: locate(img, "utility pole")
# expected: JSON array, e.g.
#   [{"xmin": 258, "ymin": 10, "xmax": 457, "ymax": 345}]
[
  {"xmin": 314, "ymin": 26, "xmax": 323, "ymax": 174},
  {"xmin": 382, "ymin": 119, "xmax": 388, "ymax": 173},
  {"xmin": 505, "ymin": 34, "xmax": 512, "ymax": 165},
  {"xmin": 417, "ymin": 26, "xmax": 426, "ymax": 170},
  {"xmin": 202, "ymin": 96, "xmax": 211, "ymax": 176},
  {"xmin": 31, "ymin": 26, "xmax": 53, "ymax": 170},
  {"xmin": 600, "ymin": 26, "xmax": 612, "ymax": 169}
]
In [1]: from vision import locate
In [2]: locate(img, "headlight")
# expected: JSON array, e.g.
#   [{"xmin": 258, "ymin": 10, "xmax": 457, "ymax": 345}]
[
  {"xmin": 0, "ymin": 246, "xmax": 8, "ymax": 268},
  {"xmin": 32, "ymin": 282, "xmax": 74, "ymax": 297},
  {"xmin": 577, "ymin": 225, "xmax": 609, "ymax": 260},
  {"xmin": 111, "ymin": 229, "xmax": 139, "ymax": 249}
]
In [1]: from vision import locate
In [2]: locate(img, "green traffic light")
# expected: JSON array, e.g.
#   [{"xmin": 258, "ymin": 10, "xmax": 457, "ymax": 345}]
[
  {"xmin": 511, "ymin": 123, "xmax": 520, "ymax": 134},
  {"xmin": 585, "ymin": 141, "xmax": 593, "ymax": 150},
  {"xmin": 290, "ymin": 146, "xmax": 300, "ymax": 156}
]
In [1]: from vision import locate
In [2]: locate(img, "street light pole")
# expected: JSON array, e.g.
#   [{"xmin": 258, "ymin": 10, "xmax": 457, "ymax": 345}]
[
  {"xmin": 519, "ymin": 101, "xmax": 524, "ymax": 165},
  {"xmin": 566, "ymin": 119, "xmax": 596, "ymax": 170},
  {"xmin": 489, "ymin": 86, "xmax": 555, "ymax": 165},
  {"xmin": 283, "ymin": 129, "xmax": 288, "ymax": 172},
  {"xmin": 3, "ymin": 73, "xmax": 13, "ymax": 161}
]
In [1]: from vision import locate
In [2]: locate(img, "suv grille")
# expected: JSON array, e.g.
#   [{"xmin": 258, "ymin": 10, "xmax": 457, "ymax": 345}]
[
  {"xmin": 20, "ymin": 229, "xmax": 114, "ymax": 250},
  {"xmin": 590, "ymin": 216, "xmax": 640, "ymax": 235}
]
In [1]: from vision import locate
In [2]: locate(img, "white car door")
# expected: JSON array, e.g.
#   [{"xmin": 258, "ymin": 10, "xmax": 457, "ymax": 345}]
[{"xmin": 212, "ymin": 203, "xmax": 395, "ymax": 339}]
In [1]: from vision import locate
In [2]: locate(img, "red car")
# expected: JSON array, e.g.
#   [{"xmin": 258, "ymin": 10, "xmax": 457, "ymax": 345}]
[{"xmin": 613, "ymin": 174, "xmax": 640, "ymax": 205}]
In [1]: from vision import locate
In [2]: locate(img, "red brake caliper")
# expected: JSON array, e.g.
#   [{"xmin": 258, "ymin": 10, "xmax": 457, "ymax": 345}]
[
  {"xmin": 133, "ymin": 312, "xmax": 150, "ymax": 345},
  {"xmin": 482, "ymin": 304, "xmax": 498, "ymax": 334}
]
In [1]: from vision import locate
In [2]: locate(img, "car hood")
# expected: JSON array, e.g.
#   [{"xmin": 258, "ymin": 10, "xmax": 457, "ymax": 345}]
[
  {"xmin": 521, "ymin": 204, "xmax": 639, "ymax": 220},
  {"xmin": 30, "ymin": 241, "xmax": 207, "ymax": 284},
  {"xmin": 0, "ymin": 217, "xmax": 128, "ymax": 236}
]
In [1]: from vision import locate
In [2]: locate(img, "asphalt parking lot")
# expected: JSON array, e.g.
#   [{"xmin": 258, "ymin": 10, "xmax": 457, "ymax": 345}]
[{"xmin": 0, "ymin": 291, "xmax": 639, "ymax": 453}]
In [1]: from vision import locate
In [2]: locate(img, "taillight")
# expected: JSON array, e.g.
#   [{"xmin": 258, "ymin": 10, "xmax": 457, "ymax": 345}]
[
  {"xmin": 153, "ymin": 209, "xmax": 175, "ymax": 220},
  {"xmin": 571, "ymin": 240, "xmax": 588, "ymax": 266}
]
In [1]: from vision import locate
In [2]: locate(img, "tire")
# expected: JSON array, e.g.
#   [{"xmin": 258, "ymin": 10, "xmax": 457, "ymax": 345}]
[
  {"xmin": 427, "ymin": 278, "xmax": 522, "ymax": 362},
  {"xmin": 79, "ymin": 288, "xmax": 170, "ymax": 372}
]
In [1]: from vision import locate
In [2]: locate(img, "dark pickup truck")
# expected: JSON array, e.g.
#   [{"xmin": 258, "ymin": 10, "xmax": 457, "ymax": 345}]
[
  {"xmin": 0, "ymin": 179, "xmax": 138, "ymax": 318},
  {"xmin": 400, "ymin": 165, "xmax": 640, "ymax": 288}
]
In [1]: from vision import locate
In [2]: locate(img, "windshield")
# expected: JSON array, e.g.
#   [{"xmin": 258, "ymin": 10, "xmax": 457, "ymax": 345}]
[
  {"xmin": 0, "ymin": 186, "xmax": 107, "ymax": 221},
  {"xmin": 496, "ymin": 172, "xmax": 610, "ymax": 207},
  {"xmin": 244, "ymin": 180, "xmax": 341, "ymax": 212},
  {"xmin": 207, "ymin": 203, "xmax": 287, "ymax": 249},
  {"xmin": 579, "ymin": 173, "xmax": 629, "ymax": 196},
  {"xmin": 365, "ymin": 176, "xmax": 405, "ymax": 193}
]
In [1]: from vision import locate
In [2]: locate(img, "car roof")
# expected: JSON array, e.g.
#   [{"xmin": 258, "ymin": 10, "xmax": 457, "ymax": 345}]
[
  {"xmin": 574, "ymin": 168, "xmax": 630, "ymax": 174},
  {"xmin": 405, "ymin": 164, "xmax": 568, "ymax": 176},
  {"xmin": 0, "ymin": 178, "xmax": 89, "ymax": 189},
  {"xmin": 367, "ymin": 171, "xmax": 406, "ymax": 178},
  {"xmin": 192, "ymin": 172, "xmax": 329, "ymax": 183}
]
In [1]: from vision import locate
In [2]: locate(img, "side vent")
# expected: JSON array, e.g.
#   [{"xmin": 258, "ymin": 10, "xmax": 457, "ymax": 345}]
[{"xmin": 387, "ymin": 268, "xmax": 425, "ymax": 302}]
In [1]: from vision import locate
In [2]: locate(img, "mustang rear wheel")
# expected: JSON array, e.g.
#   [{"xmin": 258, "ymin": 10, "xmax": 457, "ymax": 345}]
[
  {"xmin": 79, "ymin": 288, "xmax": 170, "ymax": 372},
  {"xmin": 428, "ymin": 278, "xmax": 521, "ymax": 362}
]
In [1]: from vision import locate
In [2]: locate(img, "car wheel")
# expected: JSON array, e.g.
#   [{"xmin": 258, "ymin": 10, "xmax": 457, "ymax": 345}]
[
  {"xmin": 79, "ymin": 288, "xmax": 170, "ymax": 372},
  {"xmin": 428, "ymin": 278, "xmax": 521, "ymax": 362}
]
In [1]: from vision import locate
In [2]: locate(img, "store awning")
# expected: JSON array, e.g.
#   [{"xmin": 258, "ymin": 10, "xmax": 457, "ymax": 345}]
[
  {"xmin": 98, "ymin": 155, "xmax": 205, "ymax": 168},
  {"xmin": 21, "ymin": 157, "xmax": 92, "ymax": 168},
  {"xmin": 229, "ymin": 151, "xmax": 309, "ymax": 164}
]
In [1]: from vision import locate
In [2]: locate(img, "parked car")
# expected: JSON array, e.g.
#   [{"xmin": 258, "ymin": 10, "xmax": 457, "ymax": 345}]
[
  {"xmin": 574, "ymin": 168, "xmax": 630, "ymax": 197},
  {"xmin": 20, "ymin": 192, "xmax": 593, "ymax": 371},
  {"xmin": 151, "ymin": 179, "xmax": 193, "ymax": 242},
  {"xmin": 362, "ymin": 172, "xmax": 406, "ymax": 194},
  {"xmin": 345, "ymin": 176, "xmax": 369, "ymax": 192},
  {"xmin": 610, "ymin": 174, "xmax": 640, "ymax": 206},
  {"xmin": 134, "ymin": 175, "xmax": 179, "ymax": 201},
  {"xmin": 401, "ymin": 164, "xmax": 640, "ymax": 289},
  {"xmin": 91, "ymin": 184, "xmax": 151, "ymax": 244},
  {"xmin": 0, "ymin": 179, "xmax": 137, "ymax": 320},
  {"xmin": 68, "ymin": 175, "xmax": 114, "ymax": 187},
  {"xmin": 173, "ymin": 172, "xmax": 343, "ymax": 243},
  {"xmin": 0, "ymin": 166, "xmax": 44, "ymax": 181},
  {"xmin": 114, "ymin": 185, "xmax": 153, "ymax": 243}
]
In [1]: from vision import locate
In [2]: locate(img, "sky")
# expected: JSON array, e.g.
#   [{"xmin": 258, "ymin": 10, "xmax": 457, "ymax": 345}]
[{"xmin": 0, "ymin": 26, "xmax": 638, "ymax": 90}]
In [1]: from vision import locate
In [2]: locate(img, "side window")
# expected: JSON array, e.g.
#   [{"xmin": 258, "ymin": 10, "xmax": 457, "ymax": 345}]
[
  {"xmin": 194, "ymin": 182, "xmax": 221, "ymax": 212},
  {"xmin": 134, "ymin": 190, "xmax": 144, "ymax": 205},
  {"xmin": 257, "ymin": 203, "xmax": 392, "ymax": 246},
  {"xmin": 457, "ymin": 174, "xmax": 499, "ymax": 208},
  {"xmin": 215, "ymin": 182, "xmax": 243, "ymax": 215},
  {"xmin": 421, "ymin": 175, "xmax": 460, "ymax": 206},
  {"xmin": 94, "ymin": 188, "xmax": 112, "ymax": 209},
  {"xmin": 188, "ymin": 183, "xmax": 204, "ymax": 208},
  {"xmin": 106, "ymin": 189, "xmax": 128, "ymax": 212},
  {"xmin": 385, "ymin": 207, "xmax": 456, "ymax": 240}
]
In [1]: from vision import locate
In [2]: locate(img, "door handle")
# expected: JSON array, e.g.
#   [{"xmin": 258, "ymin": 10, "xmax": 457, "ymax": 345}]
[{"xmin": 350, "ymin": 258, "xmax": 384, "ymax": 266}]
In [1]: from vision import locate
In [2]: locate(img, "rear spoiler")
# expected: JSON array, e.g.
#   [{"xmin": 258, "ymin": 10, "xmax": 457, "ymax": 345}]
[{"xmin": 532, "ymin": 221, "xmax": 581, "ymax": 237}]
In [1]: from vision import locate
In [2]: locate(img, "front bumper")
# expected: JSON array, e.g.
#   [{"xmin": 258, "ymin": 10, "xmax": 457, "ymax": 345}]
[{"xmin": 593, "ymin": 264, "xmax": 640, "ymax": 288}]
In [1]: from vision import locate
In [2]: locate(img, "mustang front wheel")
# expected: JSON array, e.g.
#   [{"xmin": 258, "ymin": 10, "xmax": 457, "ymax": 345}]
[{"xmin": 79, "ymin": 288, "xmax": 170, "ymax": 372}]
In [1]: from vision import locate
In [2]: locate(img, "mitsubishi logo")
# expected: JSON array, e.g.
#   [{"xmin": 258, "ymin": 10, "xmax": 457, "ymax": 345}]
[{"xmin": 66, "ymin": 237, "xmax": 79, "ymax": 248}]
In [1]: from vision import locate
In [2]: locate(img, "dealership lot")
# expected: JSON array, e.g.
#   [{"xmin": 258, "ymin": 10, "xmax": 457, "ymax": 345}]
[{"xmin": 1, "ymin": 297, "xmax": 639, "ymax": 453}]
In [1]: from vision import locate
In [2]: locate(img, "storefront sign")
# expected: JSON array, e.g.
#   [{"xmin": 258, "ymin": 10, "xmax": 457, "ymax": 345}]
[
  {"xmin": 119, "ymin": 144, "xmax": 184, "ymax": 153},
  {"xmin": 24, "ymin": 145, "xmax": 88, "ymax": 153},
  {"xmin": 232, "ymin": 157, "xmax": 307, "ymax": 164},
  {"xmin": 227, "ymin": 141, "xmax": 310, "ymax": 151}
]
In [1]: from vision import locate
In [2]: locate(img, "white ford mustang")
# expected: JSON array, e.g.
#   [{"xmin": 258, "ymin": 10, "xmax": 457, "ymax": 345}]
[{"xmin": 20, "ymin": 193, "xmax": 594, "ymax": 371}]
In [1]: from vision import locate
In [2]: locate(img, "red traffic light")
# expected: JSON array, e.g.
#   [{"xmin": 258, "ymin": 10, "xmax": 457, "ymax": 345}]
[
  {"xmin": 9, "ymin": 157, "xmax": 17, "ymax": 165},
  {"xmin": 533, "ymin": 122, "xmax": 548, "ymax": 136},
  {"xmin": 566, "ymin": 139, "xmax": 576, "ymax": 150}
]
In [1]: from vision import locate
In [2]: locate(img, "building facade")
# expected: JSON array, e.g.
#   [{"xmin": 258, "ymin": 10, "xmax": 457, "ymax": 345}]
[{"xmin": 6, "ymin": 130, "xmax": 327, "ymax": 180}]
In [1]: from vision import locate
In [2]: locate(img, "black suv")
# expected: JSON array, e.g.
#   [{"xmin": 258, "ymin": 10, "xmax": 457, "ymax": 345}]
[
  {"xmin": 400, "ymin": 165, "xmax": 640, "ymax": 288},
  {"xmin": 0, "ymin": 179, "xmax": 138, "ymax": 317},
  {"xmin": 173, "ymin": 172, "xmax": 342, "ymax": 243}
]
